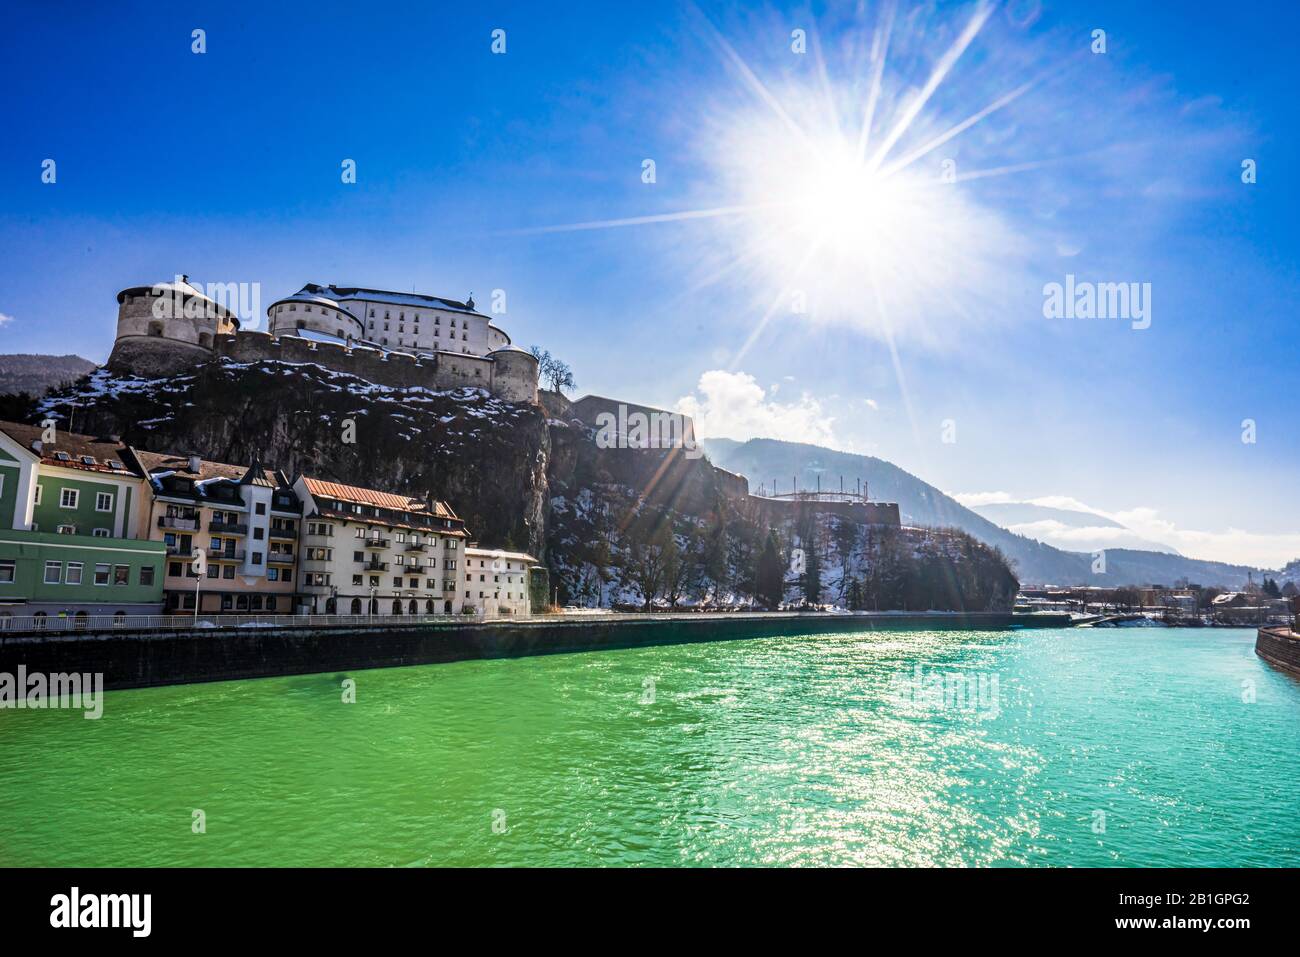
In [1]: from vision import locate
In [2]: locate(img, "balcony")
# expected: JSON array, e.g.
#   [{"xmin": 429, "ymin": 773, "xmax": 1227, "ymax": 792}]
[
  {"xmin": 358, "ymin": 559, "xmax": 389, "ymax": 572},
  {"xmin": 209, "ymin": 520, "xmax": 249, "ymax": 535},
  {"xmin": 158, "ymin": 515, "xmax": 200, "ymax": 531},
  {"xmin": 269, "ymin": 527, "xmax": 297, "ymax": 540},
  {"xmin": 405, "ymin": 541, "xmax": 427, "ymax": 552},
  {"xmin": 268, "ymin": 552, "xmax": 295, "ymax": 564},
  {"xmin": 210, "ymin": 550, "xmax": 245, "ymax": 563},
  {"xmin": 165, "ymin": 544, "xmax": 194, "ymax": 557},
  {"xmin": 362, "ymin": 537, "xmax": 390, "ymax": 549}
]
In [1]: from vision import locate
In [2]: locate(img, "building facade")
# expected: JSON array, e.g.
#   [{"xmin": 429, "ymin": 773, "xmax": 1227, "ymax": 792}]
[
  {"xmin": 131, "ymin": 452, "xmax": 302, "ymax": 614},
  {"xmin": 0, "ymin": 422, "xmax": 165, "ymax": 620},
  {"xmin": 462, "ymin": 546, "xmax": 539, "ymax": 617},
  {"xmin": 293, "ymin": 476, "xmax": 468, "ymax": 616}
]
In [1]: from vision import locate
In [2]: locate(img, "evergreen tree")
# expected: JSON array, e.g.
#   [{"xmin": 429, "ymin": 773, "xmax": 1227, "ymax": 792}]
[{"xmin": 755, "ymin": 530, "xmax": 785, "ymax": 610}]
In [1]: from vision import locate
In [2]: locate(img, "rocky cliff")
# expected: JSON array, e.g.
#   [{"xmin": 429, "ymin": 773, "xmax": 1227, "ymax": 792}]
[{"xmin": 37, "ymin": 357, "xmax": 1019, "ymax": 611}]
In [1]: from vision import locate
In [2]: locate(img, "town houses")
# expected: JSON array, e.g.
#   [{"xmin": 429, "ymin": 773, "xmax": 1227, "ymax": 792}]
[{"xmin": 0, "ymin": 421, "xmax": 539, "ymax": 624}]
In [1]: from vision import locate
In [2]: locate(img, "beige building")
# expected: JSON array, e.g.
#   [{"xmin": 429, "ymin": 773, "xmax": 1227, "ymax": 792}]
[
  {"xmin": 293, "ymin": 476, "xmax": 467, "ymax": 616},
  {"xmin": 463, "ymin": 546, "xmax": 538, "ymax": 617},
  {"xmin": 132, "ymin": 452, "xmax": 302, "ymax": 613}
]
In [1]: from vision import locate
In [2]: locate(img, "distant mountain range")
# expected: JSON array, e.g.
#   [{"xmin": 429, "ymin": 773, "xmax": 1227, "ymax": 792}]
[
  {"xmin": 969, "ymin": 501, "xmax": 1180, "ymax": 555},
  {"xmin": 703, "ymin": 437, "xmax": 1273, "ymax": 589},
  {"xmin": 0, "ymin": 354, "xmax": 96, "ymax": 396}
]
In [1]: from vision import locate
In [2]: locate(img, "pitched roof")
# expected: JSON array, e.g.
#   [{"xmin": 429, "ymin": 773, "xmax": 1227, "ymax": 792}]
[
  {"xmin": 301, "ymin": 476, "xmax": 459, "ymax": 521},
  {"xmin": 0, "ymin": 420, "xmax": 136, "ymax": 475},
  {"xmin": 131, "ymin": 450, "xmax": 282, "ymax": 487}
]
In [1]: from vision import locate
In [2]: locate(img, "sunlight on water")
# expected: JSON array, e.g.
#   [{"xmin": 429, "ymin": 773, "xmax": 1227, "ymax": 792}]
[{"xmin": 1, "ymin": 628, "xmax": 1297, "ymax": 867}]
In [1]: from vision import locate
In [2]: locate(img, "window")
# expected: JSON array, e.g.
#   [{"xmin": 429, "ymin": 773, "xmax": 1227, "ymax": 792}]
[
  {"xmin": 223, "ymin": 566, "xmax": 235, "ymax": 579},
  {"xmin": 253, "ymin": 528, "xmax": 264, "ymax": 540},
  {"xmin": 169, "ymin": 562, "xmax": 182, "ymax": 577},
  {"xmin": 59, "ymin": 488, "xmax": 79, "ymax": 509},
  {"xmin": 352, "ymin": 574, "xmax": 363, "ymax": 586},
  {"xmin": 94, "ymin": 564, "xmax": 110, "ymax": 586},
  {"xmin": 56, "ymin": 524, "xmax": 76, "ymax": 535},
  {"xmin": 393, "ymin": 577, "xmax": 402, "ymax": 587},
  {"xmin": 427, "ymin": 579, "xmax": 437, "ymax": 589},
  {"xmin": 93, "ymin": 528, "xmax": 109, "ymax": 538},
  {"xmin": 33, "ymin": 485, "xmax": 41, "ymax": 505},
  {"xmin": 267, "ymin": 567, "xmax": 279, "ymax": 581},
  {"xmin": 408, "ymin": 578, "xmax": 418, "ymax": 588},
  {"xmin": 114, "ymin": 565, "xmax": 129, "ymax": 586},
  {"xmin": 95, "ymin": 492, "xmax": 113, "ymax": 512},
  {"xmin": 44, "ymin": 561, "xmax": 62, "ymax": 584},
  {"xmin": 66, "ymin": 562, "xmax": 83, "ymax": 585},
  {"xmin": 255, "ymin": 503, "xmax": 266, "ymax": 515},
  {"xmin": 207, "ymin": 565, "xmax": 219, "ymax": 579},
  {"xmin": 266, "ymin": 596, "xmax": 277, "ymax": 612},
  {"xmin": 140, "ymin": 566, "xmax": 155, "ymax": 586},
  {"xmin": 0, "ymin": 560, "xmax": 14, "ymax": 583},
  {"xmin": 252, "ymin": 552, "xmax": 262, "ymax": 565}
]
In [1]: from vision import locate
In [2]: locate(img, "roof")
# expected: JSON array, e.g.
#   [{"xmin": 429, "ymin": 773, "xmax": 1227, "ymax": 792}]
[
  {"xmin": 116, "ymin": 276, "xmax": 240, "ymax": 326},
  {"xmin": 268, "ymin": 291, "xmax": 361, "ymax": 324},
  {"xmin": 0, "ymin": 421, "xmax": 136, "ymax": 475},
  {"xmin": 465, "ymin": 546, "xmax": 539, "ymax": 564},
  {"xmin": 288, "ymin": 283, "xmax": 488, "ymax": 318},
  {"xmin": 301, "ymin": 476, "xmax": 459, "ymax": 521},
  {"xmin": 131, "ymin": 450, "xmax": 284, "ymax": 488}
]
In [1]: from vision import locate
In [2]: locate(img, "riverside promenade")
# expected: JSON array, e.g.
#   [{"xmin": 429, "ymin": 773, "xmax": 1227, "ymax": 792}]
[
  {"xmin": 1256, "ymin": 624, "xmax": 1300, "ymax": 676},
  {"xmin": 0, "ymin": 610, "xmax": 1036, "ymax": 690}
]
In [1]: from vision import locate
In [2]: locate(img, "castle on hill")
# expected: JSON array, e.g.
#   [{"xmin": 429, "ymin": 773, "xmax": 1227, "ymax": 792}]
[{"xmin": 107, "ymin": 277, "xmax": 540, "ymax": 404}]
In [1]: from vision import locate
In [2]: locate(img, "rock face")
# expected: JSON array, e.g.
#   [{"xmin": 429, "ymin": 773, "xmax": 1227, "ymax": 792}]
[
  {"xmin": 44, "ymin": 360, "xmax": 549, "ymax": 557},
  {"xmin": 40, "ymin": 357, "xmax": 1020, "ymax": 611}
]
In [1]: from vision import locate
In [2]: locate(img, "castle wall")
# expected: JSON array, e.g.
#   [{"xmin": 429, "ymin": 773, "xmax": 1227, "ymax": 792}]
[
  {"xmin": 108, "ymin": 289, "xmax": 232, "ymax": 376},
  {"xmin": 209, "ymin": 332, "xmax": 538, "ymax": 402}
]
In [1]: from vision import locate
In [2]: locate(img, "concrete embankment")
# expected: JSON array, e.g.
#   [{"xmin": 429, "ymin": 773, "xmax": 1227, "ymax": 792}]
[
  {"xmin": 1256, "ymin": 625, "xmax": 1300, "ymax": 676},
  {"xmin": 0, "ymin": 611, "xmax": 1016, "ymax": 690}
]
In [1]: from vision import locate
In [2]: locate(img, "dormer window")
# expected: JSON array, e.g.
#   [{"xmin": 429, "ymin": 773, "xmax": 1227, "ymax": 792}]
[
  {"xmin": 54, "ymin": 451, "xmax": 71, "ymax": 461},
  {"xmin": 81, "ymin": 456, "xmax": 96, "ymax": 466}
]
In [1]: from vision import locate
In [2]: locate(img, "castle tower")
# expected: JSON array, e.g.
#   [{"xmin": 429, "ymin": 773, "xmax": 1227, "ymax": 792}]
[{"xmin": 107, "ymin": 276, "xmax": 240, "ymax": 376}]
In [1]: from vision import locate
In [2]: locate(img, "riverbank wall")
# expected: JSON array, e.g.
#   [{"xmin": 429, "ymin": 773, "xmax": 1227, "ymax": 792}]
[
  {"xmin": 1256, "ymin": 625, "xmax": 1300, "ymax": 676},
  {"xmin": 0, "ymin": 611, "xmax": 1017, "ymax": 691}
]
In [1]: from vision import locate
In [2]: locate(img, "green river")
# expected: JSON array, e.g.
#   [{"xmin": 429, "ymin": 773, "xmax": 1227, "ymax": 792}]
[{"xmin": 1, "ymin": 626, "xmax": 1297, "ymax": 866}]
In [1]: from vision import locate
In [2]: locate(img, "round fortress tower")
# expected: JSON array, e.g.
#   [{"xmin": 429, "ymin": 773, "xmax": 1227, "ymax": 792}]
[
  {"xmin": 107, "ymin": 276, "xmax": 239, "ymax": 376},
  {"xmin": 486, "ymin": 345, "xmax": 540, "ymax": 403}
]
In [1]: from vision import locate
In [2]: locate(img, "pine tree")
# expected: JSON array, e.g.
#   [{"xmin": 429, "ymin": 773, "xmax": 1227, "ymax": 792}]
[{"xmin": 755, "ymin": 530, "xmax": 785, "ymax": 610}]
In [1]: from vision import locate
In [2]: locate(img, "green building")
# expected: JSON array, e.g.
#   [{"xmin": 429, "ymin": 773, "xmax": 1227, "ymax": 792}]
[{"xmin": 0, "ymin": 421, "xmax": 165, "ymax": 621}]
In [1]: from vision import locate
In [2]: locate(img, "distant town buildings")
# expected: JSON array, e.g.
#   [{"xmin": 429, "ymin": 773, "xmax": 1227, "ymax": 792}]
[{"xmin": 0, "ymin": 421, "xmax": 539, "ymax": 624}]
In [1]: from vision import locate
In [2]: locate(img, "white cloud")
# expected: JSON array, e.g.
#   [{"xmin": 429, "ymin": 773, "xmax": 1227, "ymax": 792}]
[
  {"xmin": 676, "ymin": 369, "xmax": 844, "ymax": 448},
  {"xmin": 0, "ymin": 312, "xmax": 14, "ymax": 326}
]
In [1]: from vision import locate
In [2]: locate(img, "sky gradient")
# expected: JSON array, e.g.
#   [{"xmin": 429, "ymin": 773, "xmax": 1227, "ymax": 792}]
[{"xmin": 1, "ymin": 1, "xmax": 1297, "ymax": 567}]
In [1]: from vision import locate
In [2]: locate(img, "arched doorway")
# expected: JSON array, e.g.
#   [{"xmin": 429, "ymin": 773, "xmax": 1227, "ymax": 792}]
[
  {"xmin": 350, "ymin": 598, "xmax": 363, "ymax": 615},
  {"xmin": 325, "ymin": 597, "xmax": 337, "ymax": 614},
  {"xmin": 391, "ymin": 599, "xmax": 403, "ymax": 615},
  {"xmin": 444, "ymin": 600, "xmax": 453, "ymax": 614},
  {"xmin": 408, "ymin": 599, "xmax": 418, "ymax": 615},
  {"xmin": 368, "ymin": 598, "xmax": 379, "ymax": 615},
  {"xmin": 425, "ymin": 599, "xmax": 436, "ymax": 614}
]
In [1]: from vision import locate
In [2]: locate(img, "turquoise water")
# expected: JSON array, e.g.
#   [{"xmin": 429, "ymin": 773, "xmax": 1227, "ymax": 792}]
[{"xmin": 1, "ymin": 627, "xmax": 1297, "ymax": 866}]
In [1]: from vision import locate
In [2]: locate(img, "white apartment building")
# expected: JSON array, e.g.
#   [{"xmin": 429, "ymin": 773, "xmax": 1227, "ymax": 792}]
[
  {"xmin": 463, "ymin": 546, "xmax": 538, "ymax": 617},
  {"xmin": 292, "ymin": 476, "xmax": 467, "ymax": 616}
]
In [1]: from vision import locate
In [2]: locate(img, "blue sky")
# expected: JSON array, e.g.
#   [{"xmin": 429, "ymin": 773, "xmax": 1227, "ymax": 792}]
[{"xmin": 1, "ymin": 1, "xmax": 1297, "ymax": 567}]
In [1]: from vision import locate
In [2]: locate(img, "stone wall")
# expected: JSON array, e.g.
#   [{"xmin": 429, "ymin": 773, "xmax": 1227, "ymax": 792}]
[{"xmin": 208, "ymin": 331, "xmax": 537, "ymax": 401}]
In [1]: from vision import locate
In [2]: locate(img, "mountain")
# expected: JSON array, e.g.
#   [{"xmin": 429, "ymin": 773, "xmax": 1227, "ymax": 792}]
[
  {"xmin": 702, "ymin": 437, "xmax": 1264, "ymax": 588},
  {"xmin": 0, "ymin": 354, "xmax": 97, "ymax": 396},
  {"xmin": 970, "ymin": 501, "xmax": 1180, "ymax": 555}
]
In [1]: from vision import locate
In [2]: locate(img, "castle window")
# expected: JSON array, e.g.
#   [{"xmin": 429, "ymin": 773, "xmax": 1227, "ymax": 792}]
[
  {"xmin": 305, "ymin": 305, "xmax": 312, "ymax": 312},
  {"xmin": 148, "ymin": 321, "xmax": 164, "ymax": 337},
  {"xmin": 369, "ymin": 309, "xmax": 375, "ymax": 317},
  {"xmin": 289, "ymin": 304, "xmax": 296, "ymax": 310}
]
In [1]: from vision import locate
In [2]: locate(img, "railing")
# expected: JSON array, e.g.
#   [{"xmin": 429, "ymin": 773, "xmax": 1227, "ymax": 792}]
[
  {"xmin": 362, "ymin": 538, "xmax": 391, "ymax": 549},
  {"xmin": 158, "ymin": 515, "xmax": 200, "ymax": 531},
  {"xmin": 405, "ymin": 542, "xmax": 427, "ymax": 552},
  {"xmin": 267, "ymin": 553, "xmax": 295, "ymax": 564},
  {"xmin": 0, "ymin": 611, "xmax": 490, "ymax": 634},
  {"xmin": 165, "ymin": 545, "xmax": 194, "ymax": 557},
  {"xmin": 210, "ymin": 550, "xmax": 246, "ymax": 562},
  {"xmin": 269, "ymin": 528, "xmax": 297, "ymax": 540},
  {"xmin": 209, "ymin": 521, "xmax": 249, "ymax": 535}
]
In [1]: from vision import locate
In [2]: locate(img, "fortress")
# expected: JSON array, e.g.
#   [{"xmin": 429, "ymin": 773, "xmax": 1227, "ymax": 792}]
[{"xmin": 107, "ymin": 277, "xmax": 539, "ymax": 404}]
